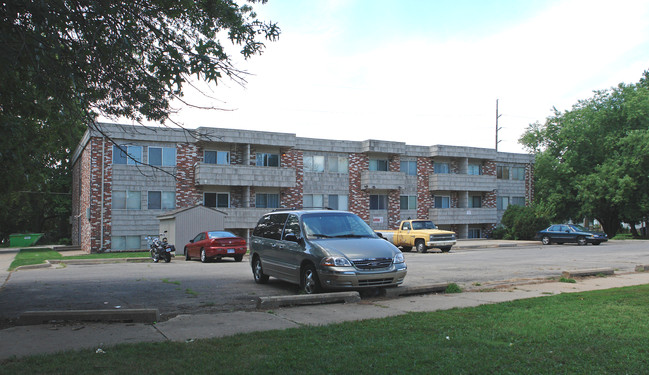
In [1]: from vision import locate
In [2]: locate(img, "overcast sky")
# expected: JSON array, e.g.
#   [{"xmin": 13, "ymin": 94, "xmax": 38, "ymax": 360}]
[{"xmin": 138, "ymin": 0, "xmax": 649, "ymax": 154}]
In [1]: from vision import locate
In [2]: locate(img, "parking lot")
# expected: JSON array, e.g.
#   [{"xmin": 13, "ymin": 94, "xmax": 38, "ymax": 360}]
[{"xmin": 1, "ymin": 240, "xmax": 648, "ymax": 326}]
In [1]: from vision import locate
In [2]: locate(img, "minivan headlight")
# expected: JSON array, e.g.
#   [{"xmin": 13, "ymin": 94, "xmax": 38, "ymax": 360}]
[
  {"xmin": 393, "ymin": 253, "xmax": 405, "ymax": 264},
  {"xmin": 321, "ymin": 257, "xmax": 352, "ymax": 267}
]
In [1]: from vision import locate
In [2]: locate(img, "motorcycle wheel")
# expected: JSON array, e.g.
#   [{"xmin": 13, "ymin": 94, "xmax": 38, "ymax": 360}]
[
  {"xmin": 165, "ymin": 253, "xmax": 171, "ymax": 263},
  {"xmin": 150, "ymin": 250, "xmax": 158, "ymax": 262}
]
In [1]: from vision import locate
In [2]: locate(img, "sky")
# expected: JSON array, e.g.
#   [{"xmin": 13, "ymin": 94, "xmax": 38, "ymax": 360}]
[{"xmin": 120, "ymin": 0, "xmax": 649, "ymax": 154}]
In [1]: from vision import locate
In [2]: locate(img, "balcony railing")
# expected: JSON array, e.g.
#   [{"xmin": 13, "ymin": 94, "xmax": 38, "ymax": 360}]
[
  {"xmin": 428, "ymin": 207, "xmax": 497, "ymax": 225},
  {"xmin": 221, "ymin": 208, "xmax": 271, "ymax": 228},
  {"xmin": 429, "ymin": 173, "xmax": 496, "ymax": 192},
  {"xmin": 195, "ymin": 164, "xmax": 296, "ymax": 188},
  {"xmin": 360, "ymin": 170, "xmax": 406, "ymax": 190}
]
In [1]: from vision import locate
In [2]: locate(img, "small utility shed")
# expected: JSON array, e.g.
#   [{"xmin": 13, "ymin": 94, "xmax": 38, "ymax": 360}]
[{"xmin": 157, "ymin": 205, "xmax": 226, "ymax": 255}]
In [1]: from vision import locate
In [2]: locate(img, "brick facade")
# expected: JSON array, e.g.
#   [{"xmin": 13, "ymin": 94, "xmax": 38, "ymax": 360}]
[
  {"xmin": 176, "ymin": 143, "xmax": 201, "ymax": 208},
  {"xmin": 348, "ymin": 153, "xmax": 370, "ymax": 221},
  {"xmin": 387, "ymin": 190, "xmax": 401, "ymax": 229},
  {"xmin": 416, "ymin": 157, "xmax": 433, "ymax": 219},
  {"xmin": 280, "ymin": 148, "xmax": 303, "ymax": 209}
]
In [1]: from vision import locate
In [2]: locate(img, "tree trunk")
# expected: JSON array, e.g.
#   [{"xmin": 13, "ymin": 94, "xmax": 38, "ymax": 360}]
[
  {"xmin": 630, "ymin": 223, "xmax": 640, "ymax": 238},
  {"xmin": 597, "ymin": 215, "xmax": 620, "ymax": 239}
]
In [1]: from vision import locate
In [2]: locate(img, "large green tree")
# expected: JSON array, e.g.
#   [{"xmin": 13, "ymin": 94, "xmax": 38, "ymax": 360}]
[
  {"xmin": 0, "ymin": 0, "xmax": 279, "ymax": 243},
  {"xmin": 520, "ymin": 71, "xmax": 649, "ymax": 238}
]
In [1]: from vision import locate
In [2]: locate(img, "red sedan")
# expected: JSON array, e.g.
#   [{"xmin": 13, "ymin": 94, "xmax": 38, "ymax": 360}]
[{"xmin": 184, "ymin": 231, "xmax": 247, "ymax": 263}]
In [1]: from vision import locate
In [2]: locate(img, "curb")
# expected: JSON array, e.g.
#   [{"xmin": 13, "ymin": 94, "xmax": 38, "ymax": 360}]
[
  {"xmin": 18, "ymin": 309, "xmax": 160, "ymax": 326},
  {"xmin": 256, "ymin": 291, "xmax": 361, "ymax": 309},
  {"xmin": 384, "ymin": 283, "xmax": 449, "ymax": 297},
  {"xmin": 561, "ymin": 268, "xmax": 615, "ymax": 278},
  {"xmin": 14, "ymin": 258, "xmax": 154, "ymax": 271}
]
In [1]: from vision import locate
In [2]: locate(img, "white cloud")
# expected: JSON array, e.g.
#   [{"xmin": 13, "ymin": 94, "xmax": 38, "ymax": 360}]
[{"xmin": 132, "ymin": 0, "xmax": 649, "ymax": 153}]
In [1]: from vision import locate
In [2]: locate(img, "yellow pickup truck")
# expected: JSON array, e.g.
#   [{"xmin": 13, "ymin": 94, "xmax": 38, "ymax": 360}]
[{"xmin": 376, "ymin": 220, "xmax": 456, "ymax": 253}]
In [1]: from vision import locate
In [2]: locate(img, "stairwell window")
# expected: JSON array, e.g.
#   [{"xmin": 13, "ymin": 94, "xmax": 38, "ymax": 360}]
[
  {"xmin": 304, "ymin": 155, "xmax": 325, "ymax": 172},
  {"xmin": 113, "ymin": 145, "xmax": 142, "ymax": 165},
  {"xmin": 149, "ymin": 147, "xmax": 176, "ymax": 166},
  {"xmin": 148, "ymin": 191, "xmax": 176, "ymax": 210},
  {"xmin": 113, "ymin": 190, "xmax": 141, "ymax": 210}
]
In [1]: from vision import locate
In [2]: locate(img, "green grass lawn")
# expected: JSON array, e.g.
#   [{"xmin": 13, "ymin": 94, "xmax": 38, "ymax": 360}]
[
  {"xmin": 2, "ymin": 284, "xmax": 649, "ymax": 374},
  {"xmin": 8, "ymin": 248, "xmax": 148, "ymax": 270}
]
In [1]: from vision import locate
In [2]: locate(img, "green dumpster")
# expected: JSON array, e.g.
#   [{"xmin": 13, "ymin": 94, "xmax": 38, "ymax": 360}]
[{"xmin": 9, "ymin": 233, "xmax": 44, "ymax": 247}]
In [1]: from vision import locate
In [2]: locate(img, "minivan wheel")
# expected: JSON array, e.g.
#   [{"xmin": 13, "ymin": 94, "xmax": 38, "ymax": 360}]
[
  {"xmin": 301, "ymin": 264, "xmax": 322, "ymax": 294},
  {"xmin": 253, "ymin": 256, "xmax": 269, "ymax": 284}
]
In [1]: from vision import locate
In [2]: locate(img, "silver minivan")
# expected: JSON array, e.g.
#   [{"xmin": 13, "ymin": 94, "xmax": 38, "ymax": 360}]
[{"xmin": 250, "ymin": 210, "xmax": 407, "ymax": 294}]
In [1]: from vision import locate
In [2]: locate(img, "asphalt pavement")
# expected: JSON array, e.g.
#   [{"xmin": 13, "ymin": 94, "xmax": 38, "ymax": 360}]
[{"xmin": 1, "ymin": 240, "xmax": 649, "ymax": 361}]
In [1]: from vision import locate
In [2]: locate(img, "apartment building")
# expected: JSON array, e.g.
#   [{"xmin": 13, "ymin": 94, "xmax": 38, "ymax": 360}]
[{"xmin": 71, "ymin": 123, "xmax": 534, "ymax": 253}]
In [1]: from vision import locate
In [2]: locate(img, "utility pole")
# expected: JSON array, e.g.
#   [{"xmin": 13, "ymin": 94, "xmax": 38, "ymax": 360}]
[{"xmin": 495, "ymin": 99, "xmax": 502, "ymax": 152}]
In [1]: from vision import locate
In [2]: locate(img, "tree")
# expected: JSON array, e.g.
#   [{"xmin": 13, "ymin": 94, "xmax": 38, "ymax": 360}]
[
  {"xmin": 519, "ymin": 71, "xmax": 649, "ymax": 238},
  {"xmin": 495, "ymin": 205, "xmax": 550, "ymax": 240},
  {"xmin": 0, "ymin": 1, "xmax": 280, "ymax": 243}
]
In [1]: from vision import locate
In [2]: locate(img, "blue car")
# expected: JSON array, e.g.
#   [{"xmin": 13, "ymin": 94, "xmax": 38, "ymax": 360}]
[{"xmin": 536, "ymin": 224, "xmax": 608, "ymax": 246}]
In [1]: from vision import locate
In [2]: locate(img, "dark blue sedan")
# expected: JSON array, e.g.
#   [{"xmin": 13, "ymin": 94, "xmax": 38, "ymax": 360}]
[{"xmin": 536, "ymin": 224, "xmax": 608, "ymax": 246}]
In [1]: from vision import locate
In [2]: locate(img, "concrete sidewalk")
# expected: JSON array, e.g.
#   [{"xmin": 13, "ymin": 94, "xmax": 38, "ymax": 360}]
[{"xmin": 2, "ymin": 271, "xmax": 649, "ymax": 360}]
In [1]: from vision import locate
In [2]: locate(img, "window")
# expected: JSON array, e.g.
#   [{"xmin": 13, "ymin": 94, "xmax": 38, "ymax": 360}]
[
  {"xmin": 468, "ymin": 228, "xmax": 481, "ymax": 239},
  {"xmin": 112, "ymin": 235, "xmax": 141, "ymax": 250},
  {"xmin": 512, "ymin": 167, "xmax": 525, "ymax": 181},
  {"xmin": 468, "ymin": 163, "xmax": 481, "ymax": 175},
  {"xmin": 497, "ymin": 196, "xmax": 509, "ymax": 210},
  {"xmin": 256, "ymin": 193, "xmax": 280, "ymax": 208},
  {"xmin": 252, "ymin": 213, "xmax": 289, "ymax": 240},
  {"xmin": 304, "ymin": 155, "xmax": 325, "ymax": 172},
  {"xmin": 369, "ymin": 159, "xmax": 388, "ymax": 171},
  {"xmin": 328, "ymin": 195, "xmax": 348, "ymax": 211},
  {"xmin": 402, "ymin": 222, "xmax": 411, "ymax": 230},
  {"xmin": 434, "ymin": 162, "xmax": 449, "ymax": 174},
  {"xmin": 283, "ymin": 214, "xmax": 301, "ymax": 240},
  {"xmin": 204, "ymin": 150, "xmax": 230, "ymax": 165},
  {"xmin": 511, "ymin": 197, "xmax": 526, "ymax": 206},
  {"xmin": 204, "ymin": 193, "xmax": 229, "ymax": 208},
  {"xmin": 497, "ymin": 166, "xmax": 510, "ymax": 179},
  {"xmin": 328, "ymin": 156, "xmax": 348, "ymax": 173},
  {"xmin": 256, "ymin": 153, "xmax": 279, "ymax": 167},
  {"xmin": 303, "ymin": 194, "xmax": 324, "ymax": 208},
  {"xmin": 400, "ymin": 195, "xmax": 416, "ymax": 210},
  {"xmin": 369, "ymin": 194, "xmax": 387, "ymax": 210},
  {"xmin": 148, "ymin": 147, "xmax": 176, "ymax": 166},
  {"xmin": 148, "ymin": 191, "xmax": 175, "ymax": 210},
  {"xmin": 400, "ymin": 160, "xmax": 417, "ymax": 176},
  {"xmin": 113, "ymin": 145, "xmax": 142, "ymax": 165},
  {"xmin": 434, "ymin": 196, "xmax": 450, "ymax": 208},
  {"xmin": 470, "ymin": 195, "xmax": 482, "ymax": 208},
  {"xmin": 113, "ymin": 190, "xmax": 141, "ymax": 210}
]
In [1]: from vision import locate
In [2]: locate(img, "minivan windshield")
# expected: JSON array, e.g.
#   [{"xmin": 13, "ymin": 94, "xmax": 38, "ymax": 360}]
[{"xmin": 302, "ymin": 213, "xmax": 377, "ymax": 239}]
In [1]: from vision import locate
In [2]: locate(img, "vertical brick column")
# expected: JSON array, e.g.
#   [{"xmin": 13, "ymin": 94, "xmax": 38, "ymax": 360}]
[
  {"xmin": 483, "ymin": 160, "xmax": 496, "ymax": 176},
  {"xmin": 280, "ymin": 148, "xmax": 303, "ymax": 208},
  {"xmin": 388, "ymin": 154, "xmax": 400, "ymax": 172},
  {"xmin": 417, "ymin": 157, "xmax": 432, "ymax": 219},
  {"xmin": 483, "ymin": 190, "xmax": 497, "ymax": 209},
  {"xmin": 87, "ymin": 137, "xmax": 113, "ymax": 253},
  {"xmin": 349, "ymin": 153, "xmax": 369, "ymax": 221},
  {"xmin": 176, "ymin": 143, "xmax": 201, "ymax": 208},
  {"xmin": 483, "ymin": 223, "xmax": 497, "ymax": 238},
  {"xmin": 451, "ymin": 192, "xmax": 459, "ymax": 208},
  {"xmin": 387, "ymin": 190, "xmax": 401, "ymax": 229},
  {"xmin": 525, "ymin": 163, "xmax": 534, "ymax": 205}
]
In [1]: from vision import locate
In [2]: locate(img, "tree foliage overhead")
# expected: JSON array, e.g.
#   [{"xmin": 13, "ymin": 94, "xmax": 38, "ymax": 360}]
[
  {"xmin": 520, "ymin": 71, "xmax": 649, "ymax": 238},
  {"xmin": 0, "ymin": 0, "xmax": 280, "ymax": 242},
  {"xmin": 1, "ymin": 0, "xmax": 280, "ymax": 124}
]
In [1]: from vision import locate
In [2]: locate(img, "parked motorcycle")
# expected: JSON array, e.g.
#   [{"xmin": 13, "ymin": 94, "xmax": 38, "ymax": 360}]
[{"xmin": 146, "ymin": 233, "xmax": 175, "ymax": 263}]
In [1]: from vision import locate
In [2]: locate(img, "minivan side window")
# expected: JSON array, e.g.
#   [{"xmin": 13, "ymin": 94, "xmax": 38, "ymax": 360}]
[
  {"xmin": 253, "ymin": 214, "xmax": 288, "ymax": 240},
  {"xmin": 283, "ymin": 214, "xmax": 301, "ymax": 240}
]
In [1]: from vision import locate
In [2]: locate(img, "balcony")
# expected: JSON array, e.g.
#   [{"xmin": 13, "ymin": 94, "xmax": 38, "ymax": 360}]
[
  {"xmin": 195, "ymin": 164, "xmax": 296, "ymax": 188},
  {"xmin": 221, "ymin": 208, "xmax": 270, "ymax": 228},
  {"xmin": 428, "ymin": 208, "xmax": 497, "ymax": 225},
  {"xmin": 360, "ymin": 170, "xmax": 406, "ymax": 190},
  {"xmin": 429, "ymin": 173, "xmax": 496, "ymax": 192}
]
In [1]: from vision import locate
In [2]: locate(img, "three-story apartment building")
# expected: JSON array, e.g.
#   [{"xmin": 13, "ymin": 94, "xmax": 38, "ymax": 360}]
[{"xmin": 71, "ymin": 123, "xmax": 534, "ymax": 253}]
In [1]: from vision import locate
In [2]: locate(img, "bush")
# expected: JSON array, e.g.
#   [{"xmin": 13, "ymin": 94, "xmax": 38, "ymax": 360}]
[
  {"xmin": 499, "ymin": 205, "xmax": 550, "ymax": 240},
  {"xmin": 490, "ymin": 225, "xmax": 507, "ymax": 239}
]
